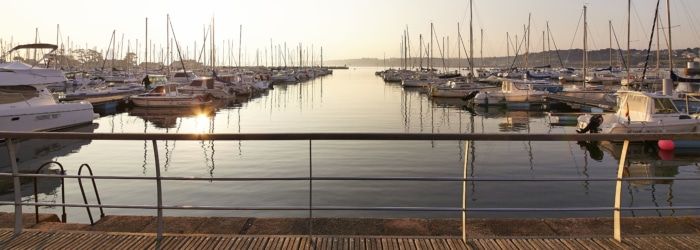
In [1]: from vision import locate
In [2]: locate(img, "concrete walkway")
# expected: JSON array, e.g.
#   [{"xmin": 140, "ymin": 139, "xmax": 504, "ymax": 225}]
[{"xmin": 2, "ymin": 212, "xmax": 700, "ymax": 237}]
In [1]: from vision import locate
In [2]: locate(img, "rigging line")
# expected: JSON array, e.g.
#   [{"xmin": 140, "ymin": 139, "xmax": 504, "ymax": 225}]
[
  {"xmin": 611, "ymin": 26, "xmax": 628, "ymax": 70},
  {"xmin": 640, "ymin": 0, "xmax": 661, "ymax": 89},
  {"xmin": 546, "ymin": 24, "xmax": 566, "ymax": 68},
  {"xmin": 168, "ymin": 18, "xmax": 189, "ymax": 79},
  {"xmin": 630, "ymin": 1, "xmax": 651, "ymax": 42},
  {"xmin": 458, "ymin": 33, "xmax": 474, "ymax": 70},
  {"xmin": 679, "ymin": 0, "xmax": 700, "ymax": 45},
  {"xmin": 430, "ymin": 26, "xmax": 448, "ymax": 71},
  {"xmin": 564, "ymin": 8, "xmax": 585, "ymax": 65},
  {"xmin": 508, "ymin": 33, "xmax": 527, "ymax": 70}
]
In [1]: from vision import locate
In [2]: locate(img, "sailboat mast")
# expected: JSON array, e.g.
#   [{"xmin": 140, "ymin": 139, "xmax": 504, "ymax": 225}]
[
  {"xmin": 666, "ymin": 0, "xmax": 673, "ymax": 71},
  {"xmin": 145, "ymin": 18, "xmax": 148, "ymax": 74},
  {"xmin": 238, "ymin": 25, "xmax": 242, "ymax": 69},
  {"xmin": 626, "ymin": 0, "xmax": 631, "ymax": 80},
  {"xmin": 431, "ymin": 23, "xmax": 434, "ymax": 72},
  {"xmin": 583, "ymin": 5, "xmax": 588, "ymax": 87},
  {"xmin": 167, "ymin": 14, "xmax": 170, "ymax": 74},
  {"xmin": 507, "ymin": 32, "xmax": 510, "ymax": 67},
  {"xmin": 469, "ymin": 0, "xmax": 474, "ymax": 77},
  {"xmin": 526, "ymin": 13, "xmax": 530, "ymax": 70},
  {"xmin": 609, "ymin": 20, "xmax": 613, "ymax": 67},
  {"xmin": 457, "ymin": 23, "xmax": 461, "ymax": 73},
  {"xmin": 656, "ymin": 13, "xmax": 661, "ymax": 72}
]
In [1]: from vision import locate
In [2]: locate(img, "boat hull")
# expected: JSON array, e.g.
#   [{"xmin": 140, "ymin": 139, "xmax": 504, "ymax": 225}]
[
  {"xmin": 129, "ymin": 96, "xmax": 211, "ymax": 108},
  {"xmin": 0, "ymin": 101, "xmax": 97, "ymax": 132}
]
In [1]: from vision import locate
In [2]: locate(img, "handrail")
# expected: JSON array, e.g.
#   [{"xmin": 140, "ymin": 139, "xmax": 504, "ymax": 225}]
[
  {"xmin": 3, "ymin": 131, "xmax": 700, "ymax": 244},
  {"xmin": 2, "ymin": 131, "xmax": 700, "ymax": 141},
  {"xmin": 77, "ymin": 164, "xmax": 105, "ymax": 225}
]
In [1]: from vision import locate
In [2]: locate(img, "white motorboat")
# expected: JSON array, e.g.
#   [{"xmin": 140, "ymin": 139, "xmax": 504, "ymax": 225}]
[
  {"xmin": 577, "ymin": 91, "xmax": 700, "ymax": 134},
  {"xmin": 62, "ymin": 76, "xmax": 145, "ymax": 101},
  {"xmin": 178, "ymin": 76, "xmax": 235, "ymax": 99},
  {"xmin": 402, "ymin": 73, "xmax": 438, "ymax": 87},
  {"xmin": 472, "ymin": 79, "xmax": 555, "ymax": 106},
  {"xmin": 0, "ymin": 43, "xmax": 98, "ymax": 132},
  {"xmin": 429, "ymin": 79, "xmax": 498, "ymax": 98},
  {"xmin": 128, "ymin": 83, "xmax": 211, "ymax": 107}
]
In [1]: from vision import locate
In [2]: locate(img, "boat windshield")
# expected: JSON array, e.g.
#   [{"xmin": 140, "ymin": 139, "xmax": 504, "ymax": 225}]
[{"xmin": 653, "ymin": 97, "xmax": 679, "ymax": 114}]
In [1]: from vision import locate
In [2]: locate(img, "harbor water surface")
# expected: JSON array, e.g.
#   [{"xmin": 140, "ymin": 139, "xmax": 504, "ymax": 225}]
[{"xmin": 2, "ymin": 67, "xmax": 700, "ymax": 224}]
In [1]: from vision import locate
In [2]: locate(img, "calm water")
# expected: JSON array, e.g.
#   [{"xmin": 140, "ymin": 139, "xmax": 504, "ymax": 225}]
[{"xmin": 2, "ymin": 67, "xmax": 700, "ymax": 223}]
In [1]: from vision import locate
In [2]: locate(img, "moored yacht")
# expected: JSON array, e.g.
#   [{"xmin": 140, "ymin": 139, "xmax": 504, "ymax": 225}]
[
  {"xmin": 128, "ymin": 83, "xmax": 211, "ymax": 107},
  {"xmin": 577, "ymin": 91, "xmax": 700, "ymax": 134},
  {"xmin": 0, "ymin": 44, "xmax": 98, "ymax": 132}
]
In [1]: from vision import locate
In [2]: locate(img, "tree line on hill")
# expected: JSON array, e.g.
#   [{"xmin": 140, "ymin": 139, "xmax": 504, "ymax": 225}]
[{"xmin": 327, "ymin": 47, "xmax": 700, "ymax": 69}]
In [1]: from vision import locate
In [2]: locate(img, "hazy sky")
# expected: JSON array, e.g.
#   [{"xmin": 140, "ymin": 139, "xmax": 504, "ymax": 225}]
[{"xmin": 3, "ymin": 0, "xmax": 700, "ymax": 64}]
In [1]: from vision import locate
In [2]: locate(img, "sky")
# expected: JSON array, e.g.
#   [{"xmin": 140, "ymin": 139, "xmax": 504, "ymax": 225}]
[{"xmin": 2, "ymin": 0, "xmax": 700, "ymax": 64}]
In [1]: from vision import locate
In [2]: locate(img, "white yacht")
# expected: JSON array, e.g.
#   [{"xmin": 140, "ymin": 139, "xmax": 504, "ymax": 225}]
[
  {"xmin": 472, "ymin": 79, "xmax": 556, "ymax": 106},
  {"xmin": 577, "ymin": 91, "xmax": 700, "ymax": 134},
  {"xmin": 0, "ymin": 44, "xmax": 98, "ymax": 132}
]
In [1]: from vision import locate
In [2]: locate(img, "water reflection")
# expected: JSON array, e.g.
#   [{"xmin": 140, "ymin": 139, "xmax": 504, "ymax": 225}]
[
  {"xmin": 579, "ymin": 140, "xmax": 700, "ymax": 216},
  {"xmin": 0, "ymin": 123, "xmax": 98, "ymax": 201},
  {"xmin": 0, "ymin": 123, "xmax": 98, "ymax": 172},
  {"xmin": 128, "ymin": 105, "xmax": 217, "ymax": 129},
  {"xmin": 597, "ymin": 141, "xmax": 700, "ymax": 185}
]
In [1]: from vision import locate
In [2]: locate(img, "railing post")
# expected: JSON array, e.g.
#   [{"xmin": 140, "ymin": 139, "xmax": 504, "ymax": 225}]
[
  {"xmin": 308, "ymin": 139, "xmax": 314, "ymax": 247},
  {"xmin": 7, "ymin": 139, "xmax": 23, "ymax": 236},
  {"xmin": 613, "ymin": 140, "xmax": 629, "ymax": 242},
  {"xmin": 152, "ymin": 140, "xmax": 163, "ymax": 243},
  {"xmin": 462, "ymin": 140, "xmax": 469, "ymax": 242}
]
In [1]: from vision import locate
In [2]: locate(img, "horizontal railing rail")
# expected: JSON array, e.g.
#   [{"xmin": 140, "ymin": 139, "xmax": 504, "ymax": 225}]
[{"xmin": 3, "ymin": 131, "xmax": 700, "ymax": 244}]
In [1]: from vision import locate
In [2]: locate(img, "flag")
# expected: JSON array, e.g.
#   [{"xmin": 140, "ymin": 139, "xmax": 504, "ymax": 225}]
[{"xmin": 625, "ymin": 103, "xmax": 629, "ymax": 117}]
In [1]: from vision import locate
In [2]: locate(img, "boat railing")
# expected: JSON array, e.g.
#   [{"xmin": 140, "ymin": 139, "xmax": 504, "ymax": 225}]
[{"xmin": 2, "ymin": 132, "xmax": 700, "ymax": 243}]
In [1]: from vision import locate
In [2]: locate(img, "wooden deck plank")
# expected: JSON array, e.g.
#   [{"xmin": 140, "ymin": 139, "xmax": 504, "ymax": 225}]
[
  {"xmin": 199, "ymin": 236, "xmax": 223, "ymax": 249},
  {"xmin": 471, "ymin": 239, "xmax": 500, "ymax": 250},
  {"xmin": 281, "ymin": 236, "xmax": 298, "ymax": 250},
  {"xmin": 385, "ymin": 238, "xmax": 399, "ymax": 250},
  {"xmin": 355, "ymin": 237, "xmax": 368, "ymax": 250},
  {"xmin": 3, "ymin": 230, "xmax": 700, "ymax": 250},
  {"xmin": 251, "ymin": 236, "xmax": 270, "ymax": 250},
  {"xmin": 526, "ymin": 238, "xmax": 552, "ymax": 250},
  {"xmin": 633, "ymin": 236, "xmax": 679, "ymax": 249},
  {"xmin": 590, "ymin": 238, "xmax": 627, "ymax": 250},
  {"xmin": 414, "ymin": 239, "xmax": 429, "ymax": 250},
  {"xmin": 215, "ymin": 236, "xmax": 238, "ymax": 249},
  {"xmin": 508, "ymin": 238, "xmax": 537, "ymax": 250},
  {"xmin": 678, "ymin": 236, "xmax": 700, "ymax": 248},
  {"xmin": 562, "ymin": 238, "xmax": 594, "ymax": 250},
  {"xmin": 299, "ymin": 236, "xmax": 312, "ymax": 250}
]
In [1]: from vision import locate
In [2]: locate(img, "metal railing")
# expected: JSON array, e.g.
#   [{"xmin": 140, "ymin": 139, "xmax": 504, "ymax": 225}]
[{"xmin": 2, "ymin": 131, "xmax": 700, "ymax": 243}]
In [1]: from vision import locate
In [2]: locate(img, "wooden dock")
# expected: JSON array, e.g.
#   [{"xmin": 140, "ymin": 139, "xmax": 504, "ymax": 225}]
[
  {"xmin": 61, "ymin": 94, "xmax": 131, "ymax": 105},
  {"xmin": 544, "ymin": 92, "xmax": 617, "ymax": 111},
  {"xmin": 2, "ymin": 230, "xmax": 699, "ymax": 249}
]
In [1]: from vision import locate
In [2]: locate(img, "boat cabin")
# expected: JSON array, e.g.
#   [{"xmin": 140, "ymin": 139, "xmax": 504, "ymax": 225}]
[
  {"xmin": 617, "ymin": 91, "xmax": 688, "ymax": 121},
  {"xmin": 187, "ymin": 77, "xmax": 215, "ymax": 89}
]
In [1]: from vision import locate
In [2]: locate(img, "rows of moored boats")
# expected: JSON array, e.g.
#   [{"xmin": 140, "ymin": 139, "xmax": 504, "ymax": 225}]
[
  {"xmin": 376, "ymin": 67, "xmax": 700, "ymax": 135},
  {"xmin": 0, "ymin": 43, "xmax": 332, "ymax": 133}
]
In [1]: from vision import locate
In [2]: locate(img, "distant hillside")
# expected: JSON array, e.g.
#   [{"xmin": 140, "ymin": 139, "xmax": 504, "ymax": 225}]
[{"xmin": 326, "ymin": 48, "xmax": 700, "ymax": 69}]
